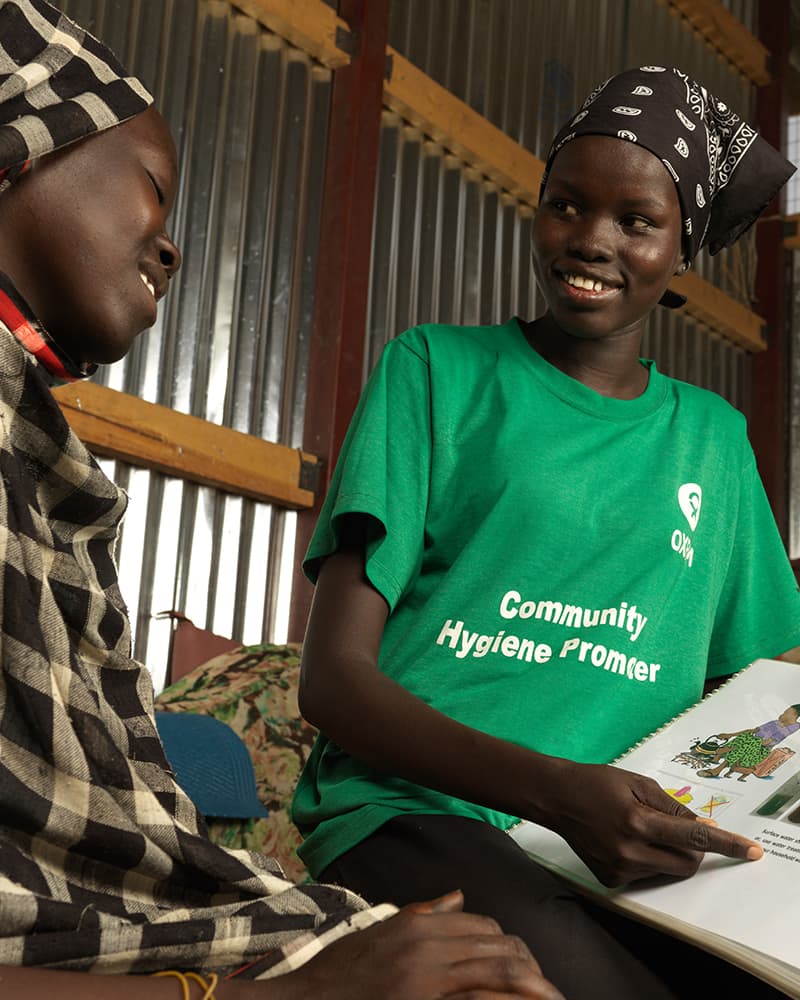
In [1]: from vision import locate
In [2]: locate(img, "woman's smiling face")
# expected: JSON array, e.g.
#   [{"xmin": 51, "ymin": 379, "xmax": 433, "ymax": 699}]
[
  {"xmin": 0, "ymin": 106, "xmax": 181, "ymax": 367},
  {"xmin": 532, "ymin": 135, "xmax": 685, "ymax": 345}
]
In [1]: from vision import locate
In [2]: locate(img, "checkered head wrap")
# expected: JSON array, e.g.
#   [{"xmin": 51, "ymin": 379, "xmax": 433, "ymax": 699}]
[
  {"xmin": 0, "ymin": 0, "xmax": 152, "ymax": 195},
  {"xmin": 540, "ymin": 66, "xmax": 796, "ymax": 307}
]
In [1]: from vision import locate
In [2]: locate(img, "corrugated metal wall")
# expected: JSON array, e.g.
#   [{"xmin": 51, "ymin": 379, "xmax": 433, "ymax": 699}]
[
  {"xmin": 375, "ymin": 0, "xmax": 755, "ymax": 408},
  {"xmin": 56, "ymin": 0, "xmax": 331, "ymax": 689},
  {"xmin": 366, "ymin": 118, "xmax": 537, "ymax": 374},
  {"xmin": 47, "ymin": 0, "xmax": 767, "ymax": 687}
]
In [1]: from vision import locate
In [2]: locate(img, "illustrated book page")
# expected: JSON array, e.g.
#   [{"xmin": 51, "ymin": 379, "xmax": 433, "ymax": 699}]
[{"xmin": 510, "ymin": 658, "xmax": 800, "ymax": 993}]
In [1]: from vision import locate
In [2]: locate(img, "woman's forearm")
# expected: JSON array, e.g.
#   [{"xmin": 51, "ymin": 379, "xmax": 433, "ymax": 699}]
[
  {"xmin": 299, "ymin": 548, "xmax": 574, "ymax": 827},
  {"xmin": 304, "ymin": 646, "xmax": 573, "ymax": 825}
]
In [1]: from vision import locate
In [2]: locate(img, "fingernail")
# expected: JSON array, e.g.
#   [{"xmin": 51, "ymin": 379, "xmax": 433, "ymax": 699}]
[
  {"xmin": 428, "ymin": 890, "xmax": 463, "ymax": 911},
  {"xmin": 747, "ymin": 844, "xmax": 763, "ymax": 860}
]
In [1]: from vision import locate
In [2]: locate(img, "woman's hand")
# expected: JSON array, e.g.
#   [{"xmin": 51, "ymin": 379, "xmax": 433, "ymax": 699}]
[
  {"xmin": 539, "ymin": 761, "xmax": 762, "ymax": 887},
  {"xmin": 0, "ymin": 896, "xmax": 563, "ymax": 1000},
  {"xmin": 269, "ymin": 891, "xmax": 564, "ymax": 1000}
]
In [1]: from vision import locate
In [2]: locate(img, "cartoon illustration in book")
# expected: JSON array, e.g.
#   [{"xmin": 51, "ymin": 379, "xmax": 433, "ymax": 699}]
[
  {"xmin": 663, "ymin": 783, "xmax": 734, "ymax": 817},
  {"xmin": 698, "ymin": 793, "xmax": 731, "ymax": 817},
  {"xmin": 672, "ymin": 704, "xmax": 800, "ymax": 782},
  {"xmin": 664, "ymin": 784, "xmax": 693, "ymax": 806}
]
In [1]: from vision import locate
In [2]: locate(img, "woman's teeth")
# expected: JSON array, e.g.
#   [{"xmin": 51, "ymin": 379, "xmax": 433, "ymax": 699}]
[
  {"xmin": 563, "ymin": 273, "xmax": 610, "ymax": 292},
  {"xmin": 140, "ymin": 272, "xmax": 156, "ymax": 298}
]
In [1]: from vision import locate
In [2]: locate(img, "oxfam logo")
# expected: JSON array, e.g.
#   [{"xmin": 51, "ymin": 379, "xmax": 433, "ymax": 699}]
[
  {"xmin": 678, "ymin": 483, "xmax": 702, "ymax": 531},
  {"xmin": 671, "ymin": 483, "xmax": 702, "ymax": 569}
]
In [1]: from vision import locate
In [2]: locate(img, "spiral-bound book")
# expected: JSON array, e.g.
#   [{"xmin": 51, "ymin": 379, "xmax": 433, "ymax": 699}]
[{"xmin": 510, "ymin": 657, "xmax": 800, "ymax": 996}]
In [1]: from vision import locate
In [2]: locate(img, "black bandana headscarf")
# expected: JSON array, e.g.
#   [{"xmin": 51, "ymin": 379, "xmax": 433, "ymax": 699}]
[
  {"xmin": 540, "ymin": 66, "xmax": 796, "ymax": 308},
  {"xmin": 0, "ymin": 0, "xmax": 152, "ymax": 193}
]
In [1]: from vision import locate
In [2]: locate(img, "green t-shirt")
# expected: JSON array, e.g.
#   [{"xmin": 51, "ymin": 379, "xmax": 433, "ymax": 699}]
[{"xmin": 293, "ymin": 318, "xmax": 800, "ymax": 877}]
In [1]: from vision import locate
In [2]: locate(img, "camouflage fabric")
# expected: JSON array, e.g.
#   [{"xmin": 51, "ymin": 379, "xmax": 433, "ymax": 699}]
[{"xmin": 156, "ymin": 643, "xmax": 316, "ymax": 884}]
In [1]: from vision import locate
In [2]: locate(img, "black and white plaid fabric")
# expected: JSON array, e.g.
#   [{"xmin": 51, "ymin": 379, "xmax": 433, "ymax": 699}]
[
  {"xmin": 0, "ymin": 274, "xmax": 395, "ymax": 976},
  {"xmin": 0, "ymin": 0, "xmax": 152, "ymax": 192}
]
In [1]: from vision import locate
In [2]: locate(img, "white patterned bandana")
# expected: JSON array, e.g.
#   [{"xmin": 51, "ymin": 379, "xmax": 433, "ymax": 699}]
[
  {"xmin": 0, "ymin": 0, "xmax": 152, "ymax": 194},
  {"xmin": 540, "ymin": 66, "xmax": 796, "ymax": 307}
]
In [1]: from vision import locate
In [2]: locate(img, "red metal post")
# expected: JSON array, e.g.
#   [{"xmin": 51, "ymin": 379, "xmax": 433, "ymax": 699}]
[
  {"xmin": 288, "ymin": 0, "xmax": 390, "ymax": 641},
  {"xmin": 750, "ymin": 0, "xmax": 793, "ymax": 541}
]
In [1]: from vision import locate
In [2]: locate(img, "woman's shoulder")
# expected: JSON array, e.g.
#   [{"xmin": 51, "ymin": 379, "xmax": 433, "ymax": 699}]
[
  {"xmin": 661, "ymin": 370, "xmax": 747, "ymax": 432},
  {"xmin": 391, "ymin": 319, "xmax": 519, "ymax": 361}
]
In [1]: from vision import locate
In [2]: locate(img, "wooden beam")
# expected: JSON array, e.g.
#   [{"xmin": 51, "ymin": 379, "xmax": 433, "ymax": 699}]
[
  {"xmin": 668, "ymin": 270, "xmax": 766, "ymax": 351},
  {"xmin": 228, "ymin": 0, "xmax": 351, "ymax": 69},
  {"xmin": 749, "ymin": 0, "xmax": 794, "ymax": 540},
  {"xmin": 384, "ymin": 47, "xmax": 544, "ymax": 209},
  {"xmin": 290, "ymin": 0, "xmax": 391, "ymax": 641},
  {"xmin": 664, "ymin": 0, "xmax": 771, "ymax": 85},
  {"xmin": 53, "ymin": 382, "xmax": 318, "ymax": 510}
]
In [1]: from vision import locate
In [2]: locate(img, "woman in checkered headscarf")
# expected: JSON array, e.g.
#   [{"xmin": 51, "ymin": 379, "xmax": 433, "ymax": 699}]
[
  {"xmin": 0, "ymin": 3, "xmax": 559, "ymax": 999},
  {"xmin": 0, "ymin": 0, "xmax": 176, "ymax": 378}
]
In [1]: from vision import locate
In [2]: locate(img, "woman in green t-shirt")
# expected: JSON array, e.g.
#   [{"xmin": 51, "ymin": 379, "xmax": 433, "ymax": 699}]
[{"xmin": 294, "ymin": 67, "xmax": 800, "ymax": 1000}]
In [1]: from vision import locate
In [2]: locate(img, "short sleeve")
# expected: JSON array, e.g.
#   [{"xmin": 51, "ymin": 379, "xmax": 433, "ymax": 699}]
[
  {"xmin": 303, "ymin": 335, "xmax": 432, "ymax": 611},
  {"xmin": 707, "ymin": 439, "xmax": 800, "ymax": 676}
]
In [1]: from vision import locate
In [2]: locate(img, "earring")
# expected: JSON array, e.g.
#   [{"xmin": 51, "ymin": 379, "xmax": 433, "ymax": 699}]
[{"xmin": 677, "ymin": 260, "xmax": 690, "ymax": 275}]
